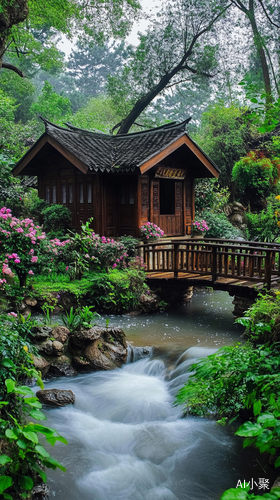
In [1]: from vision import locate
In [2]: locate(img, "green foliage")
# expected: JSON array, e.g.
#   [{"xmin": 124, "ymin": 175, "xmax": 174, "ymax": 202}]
[
  {"xmin": 195, "ymin": 179, "xmax": 230, "ymax": 214},
  {"xmin": 70, "ymin": 95, "xmax": 122, "ymax": 133},
  {"xmin": 246, "ymin": 195, "xmax": 280, "ymax": 242},
  {"xmin": 195, "ymin": 103, "xmax": 257, "ymax": 191},
  {"xmin": 41, "ymin": 204, "xmax": 72, "ymax": 238},
  {"xmin": 202, "ymin": 209, "xmax": 244, "ymax": 239},
  {"xmin": 175, "ymin": 343, "xmax": 280, "ymax": 419},
  {"xmin": 60, "ymin": 306, "xmax": 81, "ymax": 333},
  {"xmin": 236, "ymin": 292, "xmax": 280, "ymax": 345},
  {"xmin": 60, "ymin": 305, "xmax": 100, "ymax": 332},
  {"xmin": 30, "ymin": 81, "xmax": 72, "ymax": 123},
  {"xmin": 0, "ymin": 316, "xmax": 67, "ymax": 499},
  {"xmin": 220, "ymin": 486, "xmax": 280, "ymax": 500},
  {"xmin": 232, "ymin": 151, "xmax": 280, "ymax": 204},
  {"xmin": 88, "ymin": 265, "xmax": 147, "ymax": 313}
]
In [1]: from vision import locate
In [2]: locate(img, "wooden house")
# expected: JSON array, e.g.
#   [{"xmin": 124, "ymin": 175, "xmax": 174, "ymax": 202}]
[{"xmin": 13, "ymin": 118, "xmax": 219, "ymax": 237}]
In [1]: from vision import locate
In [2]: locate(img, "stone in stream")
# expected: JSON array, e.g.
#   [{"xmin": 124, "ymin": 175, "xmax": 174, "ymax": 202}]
[
  {"xmin": 32, "ymin": 483, "xmax": 50, "ymax": 500},
  {"xmin": 52, "ymin": 326, "xmax": 69, "ymax": 343},
  {"xmin": 48, "ymin": 355, "xmax": 77, "ymax": 377},
  {"xmin": 31, "ymin": 325, "xmax": 52, "ymax": 341},
  {"xmin": 52, "ymin": 340, "xmax": 64, "ymax": 356},
  {"xmin": 36, "ymin": 389, "xmax": 75, "ymax": 407},
  {"xmin": 32, "ymin": 355, "xmax": 50, "ymax": 378},
  {"xmin": 70, "ymin": 326, "xmax": 128, "ymax": 371},
  {"xmin": 37, "ymin": 339, "xmax": 53, "ymax": 355}
]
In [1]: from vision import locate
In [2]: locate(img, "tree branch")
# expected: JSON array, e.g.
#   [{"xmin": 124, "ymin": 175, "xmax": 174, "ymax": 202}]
[
  {"xmin": 1, "ymin": 62, "xmax": 25, "ymax": 77},
  {"xmin": 166, "ymin": 78, "xmax": 191, "ymax": 89},
  {"xmin": 257, "ymin": 0, "xmax": 280, "ymax": 28},
  {"xmin": 179, "ymin": 63, "xmax": 214, "ymax": 77}
]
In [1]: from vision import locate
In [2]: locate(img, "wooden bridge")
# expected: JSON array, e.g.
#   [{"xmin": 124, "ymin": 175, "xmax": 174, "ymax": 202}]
[{"xmin": 137, "ymin": 238, "xmax": 280, "ymax": 298}]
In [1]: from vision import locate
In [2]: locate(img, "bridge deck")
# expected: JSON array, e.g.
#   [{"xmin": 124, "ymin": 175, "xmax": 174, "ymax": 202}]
[{"xmin": 138, "ymin": 238, "xmax": 280, "ymax": 295}]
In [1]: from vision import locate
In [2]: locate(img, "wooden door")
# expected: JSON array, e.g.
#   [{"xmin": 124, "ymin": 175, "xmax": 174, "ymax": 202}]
[
  {"xmin": 76, "ymin": 176, "xmax": 94, "ymax": 227},
  {"xmin": 118, "ymin": 178, "xmax": 137, "ymax": 236}
]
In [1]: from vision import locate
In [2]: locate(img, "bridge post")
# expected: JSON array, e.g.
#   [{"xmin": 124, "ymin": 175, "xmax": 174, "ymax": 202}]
[
  {"xmin": 212, "ymin": 245, "xmax": 217, "ymax": 282},
  {"xmin": 174, "ymin": 243, "xmax": 179, "ymax": 278},
  {"xmin": 265, "ymin": 250, "xmax": 272, "ymax": 290}
]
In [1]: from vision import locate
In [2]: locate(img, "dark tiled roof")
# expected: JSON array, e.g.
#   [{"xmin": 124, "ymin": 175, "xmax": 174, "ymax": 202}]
[{"xmin": 42, "ymin": 118, "xmax": 192, "ymax": 173}]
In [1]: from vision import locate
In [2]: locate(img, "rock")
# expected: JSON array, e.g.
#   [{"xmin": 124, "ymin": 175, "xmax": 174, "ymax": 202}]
[
  {"xmin": 72, "ymin": 356, "xmax": 91, "ymax": 371},
  {"xmin": 23, "ymin": 308, "xmax": 32, "ymax": 317},
  {"xmin": 58, "ymin": 290, "xmax": 79, "ymax": 312},
  {"xmin": 272, "ymin": 476, "xmax": 280, "ymax": 489},
  {"xmin": 69, "ymin": 326, "xmax": 102, "ymax": 349},
  {"xmin": 36, "ymin": 339, "xmax": 53, "ymax": 355},
  {"xmin": 84, "ymin": 341, "xmax": 116, "ymax": 370},
  {"xmin": 52, "ymin": 326, "xmax": 69, "ymax": 343},
  {"xmin": 48, "ymin": 355, "xmax": 77, "ymax": 377},
  {"xmin": 102, "ymin": 327, "xmax": 127, "ymax": 349},
  {"xmin": 32, "ymin": 483, "xmax": 50, "ymax": 500},
  {"xmin": 36, "ymin": 388, "xmax": 75, "ymax": 407},
  {"xmin": 25, "ymin": 297, "xmax": 38, "ymax": 307},
  {"xmin": 139, "ymin": 293, "xmax": 160, "ymax": 313},
  {"xmin": 31, "ymin": 325, "xmax": 52, "ymax": 341},
  {"xmin": 32, "ymin": 356, "xmax": 50, "ymax": 378},
  {"xmin": 52, "ymin": 340, "xmax": 64, "ymax": 356},
  {"xmin": 232, "ymin": 296, "xmax": 255, "ymax": 317},
  {"xmin": 103, "ymin": 342, "xmax": 127, "ymax": 363}
]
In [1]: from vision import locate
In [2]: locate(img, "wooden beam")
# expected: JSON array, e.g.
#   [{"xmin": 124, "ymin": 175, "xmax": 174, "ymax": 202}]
[
  {"xmin": 140, "ymin": 134, "xmax": 219, "ymax": 177},
  {"xmin": 47, "ymin": 136, "xmax": 88, "ymax": 174},
  {"xmin": 13, "ymin": 135, "xmax": 48, "ymax": 176}
]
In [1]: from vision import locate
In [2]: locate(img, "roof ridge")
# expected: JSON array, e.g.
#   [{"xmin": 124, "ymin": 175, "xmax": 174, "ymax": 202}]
[{"xmin": 39, "ymin": 115, "xmax": 192, "ymax": 138}]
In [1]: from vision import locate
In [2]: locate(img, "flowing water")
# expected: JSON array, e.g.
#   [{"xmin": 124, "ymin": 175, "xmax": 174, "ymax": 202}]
[{"xmin": 39, "ymin": 291, "xmax": 270, "ymax": 499}]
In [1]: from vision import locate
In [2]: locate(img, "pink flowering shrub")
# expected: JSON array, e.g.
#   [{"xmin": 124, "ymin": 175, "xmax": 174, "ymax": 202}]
[
  {"xmin": 0, "ymin": 207, "xmax": 47, "ymax": 286},
  {"xmin": 140, "ymin": 222, "xmax": 164, "ymax": 242},
  {"xmin": 192, "ymin": 219, "xmax": 209, "ymax": 234}
]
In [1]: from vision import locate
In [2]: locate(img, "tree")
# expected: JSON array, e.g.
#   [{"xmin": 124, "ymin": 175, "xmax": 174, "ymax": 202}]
[
  {"xmin": 229, "ymin": 0, "xmax": 280, "ymax": 107},
  {"xmin": 0, "ymin": 0, "xmax": 140, "ymax": 78},
  {"xmin": 107, "ymin": 0, "xmax": 231, "ymax": 134},
  {"xmin": 30, "ymin": 81, "xmax": 72, "ymax": 123},
  {"xmin": 194, "ymin": 103, "xmax": 257, "ymax": 194}
]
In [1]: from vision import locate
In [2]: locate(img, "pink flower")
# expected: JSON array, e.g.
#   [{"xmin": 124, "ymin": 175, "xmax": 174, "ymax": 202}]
[
  {"xmin": 28, "ymin": 270, "xmax": 34, "ymax": 275},
  {"xmin": 8, "ymin": 312, "xmax": 17, "ymax": 318},
  {"xmin": 31, "ymin": 256, "xmax": 38, "ymax": 263},
  {"xmin": 14, "ymin": 259, "xmax": 20, "ymax": 264},
  {"xmin": 66, "ymin": 266, "xmax": 69, "ymax": 271}
]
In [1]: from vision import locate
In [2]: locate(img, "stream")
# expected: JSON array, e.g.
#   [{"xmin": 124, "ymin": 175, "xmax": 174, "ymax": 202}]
[{"xmin": 39, "ymin": 290, "xmax": 270, "ymax": 499}]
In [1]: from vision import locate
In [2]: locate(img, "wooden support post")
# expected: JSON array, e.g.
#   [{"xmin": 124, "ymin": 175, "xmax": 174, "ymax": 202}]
[
  {"xmin": 265, "ymin": 250, "xmax": 272, "ymax": 290},
  {"xmin": 212, "ymin": 245, "xmax": 217, "ymax": 282},
  {"xmin": 174, "ymin": 243, "xmax": 179, "ymax": 278}
]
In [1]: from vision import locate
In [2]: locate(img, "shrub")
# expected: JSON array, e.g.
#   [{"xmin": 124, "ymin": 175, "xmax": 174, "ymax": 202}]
[
  {"xmin": 246, "ymin": 195, "xmax": 280, "ymax": 242},
  {"xmin": 0, "ymin": 317, "xmax": 67, "ymax": 499},
  {"xmin": 202, "ymin": 209, "xmax": 244, "ymax": 239},
  {"xmin": 140, "ymin": 222, "xmax": 164, "ymax": 242},
  {"xmin": 232, "ymin": 150, "xmax": 280, "ymax": 204},
  {"xmin": 0, "ymin": 207, "xmax": 47, "ymax": 286},
  {"xmin": 41, "ymin": 204, "xmax": 72, "ymax": 238}
]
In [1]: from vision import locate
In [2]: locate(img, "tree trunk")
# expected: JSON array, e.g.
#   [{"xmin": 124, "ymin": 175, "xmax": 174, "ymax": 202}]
[
  {"xmin": 0, "ymin": 0, "xmax": 29, "ymax": 69},
  {"xmin": 248, "ymin": 0, "xmax": 272, "ymax": 106}
]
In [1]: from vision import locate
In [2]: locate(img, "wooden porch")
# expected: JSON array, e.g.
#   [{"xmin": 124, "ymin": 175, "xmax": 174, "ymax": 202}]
[{"xmin": 137, "ymin": 238, "xmax": 280, "ymax": 296}]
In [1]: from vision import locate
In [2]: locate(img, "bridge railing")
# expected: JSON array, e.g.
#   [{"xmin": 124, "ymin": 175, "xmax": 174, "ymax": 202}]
[{"xmin": 137, "ymin": 239, "xmax": 280, "ymax": 289}]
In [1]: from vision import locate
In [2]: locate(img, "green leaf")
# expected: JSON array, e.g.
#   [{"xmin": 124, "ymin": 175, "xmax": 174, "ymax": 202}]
[
  {"xmin": 1, "ymin": 359, "xmax": 14, "ymax": 368},
  {"xmin": 257, "ymin": 413, "xmax": 276, "ymax": 428},
  {"xmin": 250, "ymin": 98, "xmax": 258, "ymax": 103},
  {"xmin": 220, "ymin": 487, "xmax": 249, "ymax": 499},
  {"xmin": 16, "ymin": 439, "xmax": 28, "ymax": 450},
  {"xmin": 0, "ymin": 456, "xmax": 12, "ymax": 466},
  {"xmin": 0, "ymin": 476, "xmax": 13, "ymax": 494},
  {"xmin": 236, "ymin": 422, "xmax": 262, "ymax": 437},
  {"xmin": 29, "ymin": 409, "xmax": 46, "ymax": 420},
  {"xmin": 30, "ymin": 463, "xmax": 47, "ymax": 483},
  {"xmin": 36, "ymin": 377, "xmax": 44, "ymax": 390},
  {"xmin": 14, "ymin": 386, "xmax": 34, "ymax": 396},
  {"xmin": 3, "ymin": 493, "xmax": 13, "ymax": 499},
  {"xmin": 35, "ymin": 445, "xmax": 50, "ymax": 458},
  {"xmin": 42, "ymin": 456, "xmax": 66, "ymax": 471},
  {"xmin": 23, "ymin": 398, "xmax": 42, "ymax": 408},
  {"xmin": 253, "ymin": 400, "xmax": 262, "ymax": 416},
  {"xmin": 18, "ymin": 476, "xmax": 33, "ymax": 490},
  {"xmin": 275, "ymin": 457, "xmax": 280, "ymax": 468},
  {"xmin": 22, "ymin": 431, "xmax": 38, "ymax": 444},
  {"xmin": 5, "ymin": 428, "xmax": 20, "ymax": 440},
  {"xmin": 5, "ymin": 379, "xmax": 15, "ymax": 394}
]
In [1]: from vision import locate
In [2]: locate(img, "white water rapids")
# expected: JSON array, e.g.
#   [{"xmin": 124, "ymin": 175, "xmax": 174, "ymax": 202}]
[{"xmin": 38, "ymin": 292, "xmax": 268, "ymax": 499}]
